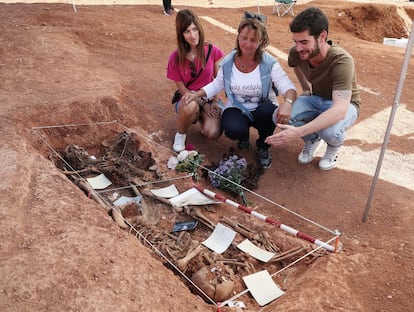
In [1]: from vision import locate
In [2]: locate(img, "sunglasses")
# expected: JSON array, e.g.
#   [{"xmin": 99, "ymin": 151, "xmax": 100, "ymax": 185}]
[
  {"xmin": 243, "ymin": 11, "xmax": 267, "ymax": 23},
  {"xmin": 189, "ymin": 61, "xmax": 197, "ymax": 78}
]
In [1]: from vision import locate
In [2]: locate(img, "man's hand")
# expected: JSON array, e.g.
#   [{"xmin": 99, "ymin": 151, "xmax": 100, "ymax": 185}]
[{"xmin": 265, "ymin": 124, "xmax": 301, "ymax": 146}]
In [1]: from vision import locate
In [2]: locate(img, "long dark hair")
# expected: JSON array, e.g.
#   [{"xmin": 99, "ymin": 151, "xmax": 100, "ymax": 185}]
[
  {"xmin": 235, "ymin": 18, "xmax": 269, "ymax": 63},
  {"xmin": 175, "ymin": 9, "xmax": 206, "ymax": 68}
]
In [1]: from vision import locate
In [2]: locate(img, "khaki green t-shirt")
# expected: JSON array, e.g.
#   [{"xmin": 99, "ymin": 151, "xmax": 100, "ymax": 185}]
[{"xmin": 288, "ymin": 44, "xmax": 361, "ymax": 108}]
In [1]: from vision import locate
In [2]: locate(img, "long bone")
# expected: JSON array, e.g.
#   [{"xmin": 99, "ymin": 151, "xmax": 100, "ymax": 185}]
[
  {"xmin": 260, "ymin": 231, "xmax": 281, "ymax": 253},
  {"xmin": 268, "ymin": 246, "xmax": 305, "ymax": 263},
  {"xmin": 221, "ymin": 217, "xmax": 260, "ymax": 241},
  {"xmin": 201, "ymin": 251, "xmax": 248, "ymax": 269},
  {"xmin": 188, "ymin": 207, "xmax": 215, "ymax": 230},
  {"xmin": 71, "ymin": 176, "xmax": 109, "ymax": 210},
  {"xmin": 177, "ymin": 245, "xmax": 205, "ymax": 272}
]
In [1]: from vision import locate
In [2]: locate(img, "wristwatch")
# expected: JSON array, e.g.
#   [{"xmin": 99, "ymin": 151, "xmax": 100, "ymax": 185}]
[{"xmin": 284, "ymin": 98, "xmax": 293, "ymax": 105}]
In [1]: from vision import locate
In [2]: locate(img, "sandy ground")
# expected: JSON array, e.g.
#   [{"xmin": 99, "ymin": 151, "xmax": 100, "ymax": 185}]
[
  {"xmin": 0, "ymin": 0, "xmax": 413, "ymax": 311},
  {"xmin": 3, "ymin": 0, "xmax": 414, "ymax": 6}
]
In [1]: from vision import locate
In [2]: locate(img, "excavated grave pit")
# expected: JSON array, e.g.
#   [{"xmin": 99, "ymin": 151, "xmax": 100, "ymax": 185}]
[{"xmin": 32, "ymin": 121, "xmax": 340, "ymax": 309}]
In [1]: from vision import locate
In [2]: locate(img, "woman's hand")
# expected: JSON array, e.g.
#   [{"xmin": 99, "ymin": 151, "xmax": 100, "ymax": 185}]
[
  {"xmin": 182, "ymin": 89, "xmax": 208, "ymax": 106},
  {"xmin": 182, "ymin": 91, "xmax": 198, "ymax": 106},
  {"xmin": 203, "ymin": 101, "xmax": 222, "ymax": 119},
  {"xmin": 273, "ymin": 101, "xmax": 291, "ymax": 124}
]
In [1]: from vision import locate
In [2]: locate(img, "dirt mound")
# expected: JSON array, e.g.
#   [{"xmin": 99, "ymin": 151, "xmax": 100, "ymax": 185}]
[{"xmin": 333, "ymin": 5, "xmax": 409, "ymax": 42}]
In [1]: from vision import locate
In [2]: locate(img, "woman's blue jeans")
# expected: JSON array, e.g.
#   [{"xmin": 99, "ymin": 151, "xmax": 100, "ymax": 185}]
[{"xmin": 290, "ymin": 95, "xmax": 358, "ymax": 147}]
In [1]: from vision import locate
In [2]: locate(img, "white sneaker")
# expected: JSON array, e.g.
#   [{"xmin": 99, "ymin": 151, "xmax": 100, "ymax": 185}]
[
  {"xmin": 163, "ymin": 8, "xmax": 174, "ymax": 16},
  {"xmin": 319, "ymin": 145, "xmax": 341, "ymax": 170},
  {"xmin": 298, "ymin": 139, "xmax": 324, "ymax": 164},
  {"xmin": 173, "ymin": 132, "xmax": 186, "ymax": 152}
]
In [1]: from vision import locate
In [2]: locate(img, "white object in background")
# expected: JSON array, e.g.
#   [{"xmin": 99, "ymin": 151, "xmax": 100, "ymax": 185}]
[
  {"xmin": 202, "ymin": 223, "xmax": 236, "ymax": 254},
  {"xmin": 243, "ymin": 270, "xmax": 285, "ymax": 306},
  {"xmin": 86, "ymin": 174, "xmax": 112, "ymax": 190},
  {"xmin": 149, "ymin": 184, "xmax": 179, "ymax": 198},
  {"xmin": 383, "ymin": 37, "xmax": 408, "ymax": 48},
  {"xmin": 113, "ymin": 195, "xmax": 142, "ymax": 206},
  {"xmin": 169, "ymin": 187, "xmax": 220, "ymax": 207},
  {"xmin": 237, "ymin": 239, "xmax": 276, "ymax": 262},
  {"xmin": 225, "ymin": 301, "xmax": 246, "ymax": 308}
]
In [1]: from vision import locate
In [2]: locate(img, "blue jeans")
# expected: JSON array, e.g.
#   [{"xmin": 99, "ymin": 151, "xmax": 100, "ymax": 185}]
[{"xmin": 290, "ymin": 95, "xmax": 358, "ymax": 147}]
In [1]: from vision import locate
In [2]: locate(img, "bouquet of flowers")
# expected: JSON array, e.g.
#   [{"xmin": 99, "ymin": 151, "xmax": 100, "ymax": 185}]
[
  {"xmin": 208, "ymin": 154, "xmax": 248, "ymax": 202},
  {"xmin": 167, "ymin": 148, "xmax": 205, "ymax": 180}
]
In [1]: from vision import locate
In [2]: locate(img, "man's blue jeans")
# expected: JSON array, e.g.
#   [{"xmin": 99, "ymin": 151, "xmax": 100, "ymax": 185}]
[{"xmin": 290, "ymin": 95, "xmax": 358, "ymax": 147}]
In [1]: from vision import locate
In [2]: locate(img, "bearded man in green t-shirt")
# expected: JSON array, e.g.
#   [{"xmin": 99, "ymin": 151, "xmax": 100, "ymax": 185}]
[{"xmin": 266, "ymin": 7, "xmax": 360, "ymax": 170}]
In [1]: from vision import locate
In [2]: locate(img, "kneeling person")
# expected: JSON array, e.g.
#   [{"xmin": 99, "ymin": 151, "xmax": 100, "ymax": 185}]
[{"xmin": 266, "ymin": 7, "xmax": 360, "ymax": 170}]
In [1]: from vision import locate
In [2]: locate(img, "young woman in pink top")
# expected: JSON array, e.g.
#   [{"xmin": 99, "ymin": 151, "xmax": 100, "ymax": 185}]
[{"xmin": 167, "ymin": 9, "xmax": 225, "ymax": 152}]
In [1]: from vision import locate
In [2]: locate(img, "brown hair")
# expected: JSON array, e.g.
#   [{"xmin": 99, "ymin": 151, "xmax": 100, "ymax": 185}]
[
  {"xmin": 290, "ymin": 7, "xmax": 329, "ymax": 39},
  {"xmin": 175, "ymin": 9, "xmax": 206, "ymax": 68},
  {"xmin": 236, "ymin": 18, "xmax": 269, "ymax": 63}
]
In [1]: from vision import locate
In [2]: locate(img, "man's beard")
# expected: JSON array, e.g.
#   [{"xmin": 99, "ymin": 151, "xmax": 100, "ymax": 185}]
[{"xmin": 308, "ymin": 40, "xmax": 320, "ymax": 59}]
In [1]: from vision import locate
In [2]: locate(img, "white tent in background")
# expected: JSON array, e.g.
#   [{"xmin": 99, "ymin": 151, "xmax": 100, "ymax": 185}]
[{"xmin": 363, "ymin": 20, "xmax": 414, "ymax": 222}]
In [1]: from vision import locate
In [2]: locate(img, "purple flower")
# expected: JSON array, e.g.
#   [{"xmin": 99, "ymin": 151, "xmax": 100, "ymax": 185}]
[{"xmin": 208, "ymin": 154, "xmax": 247, "ymax": 194}]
